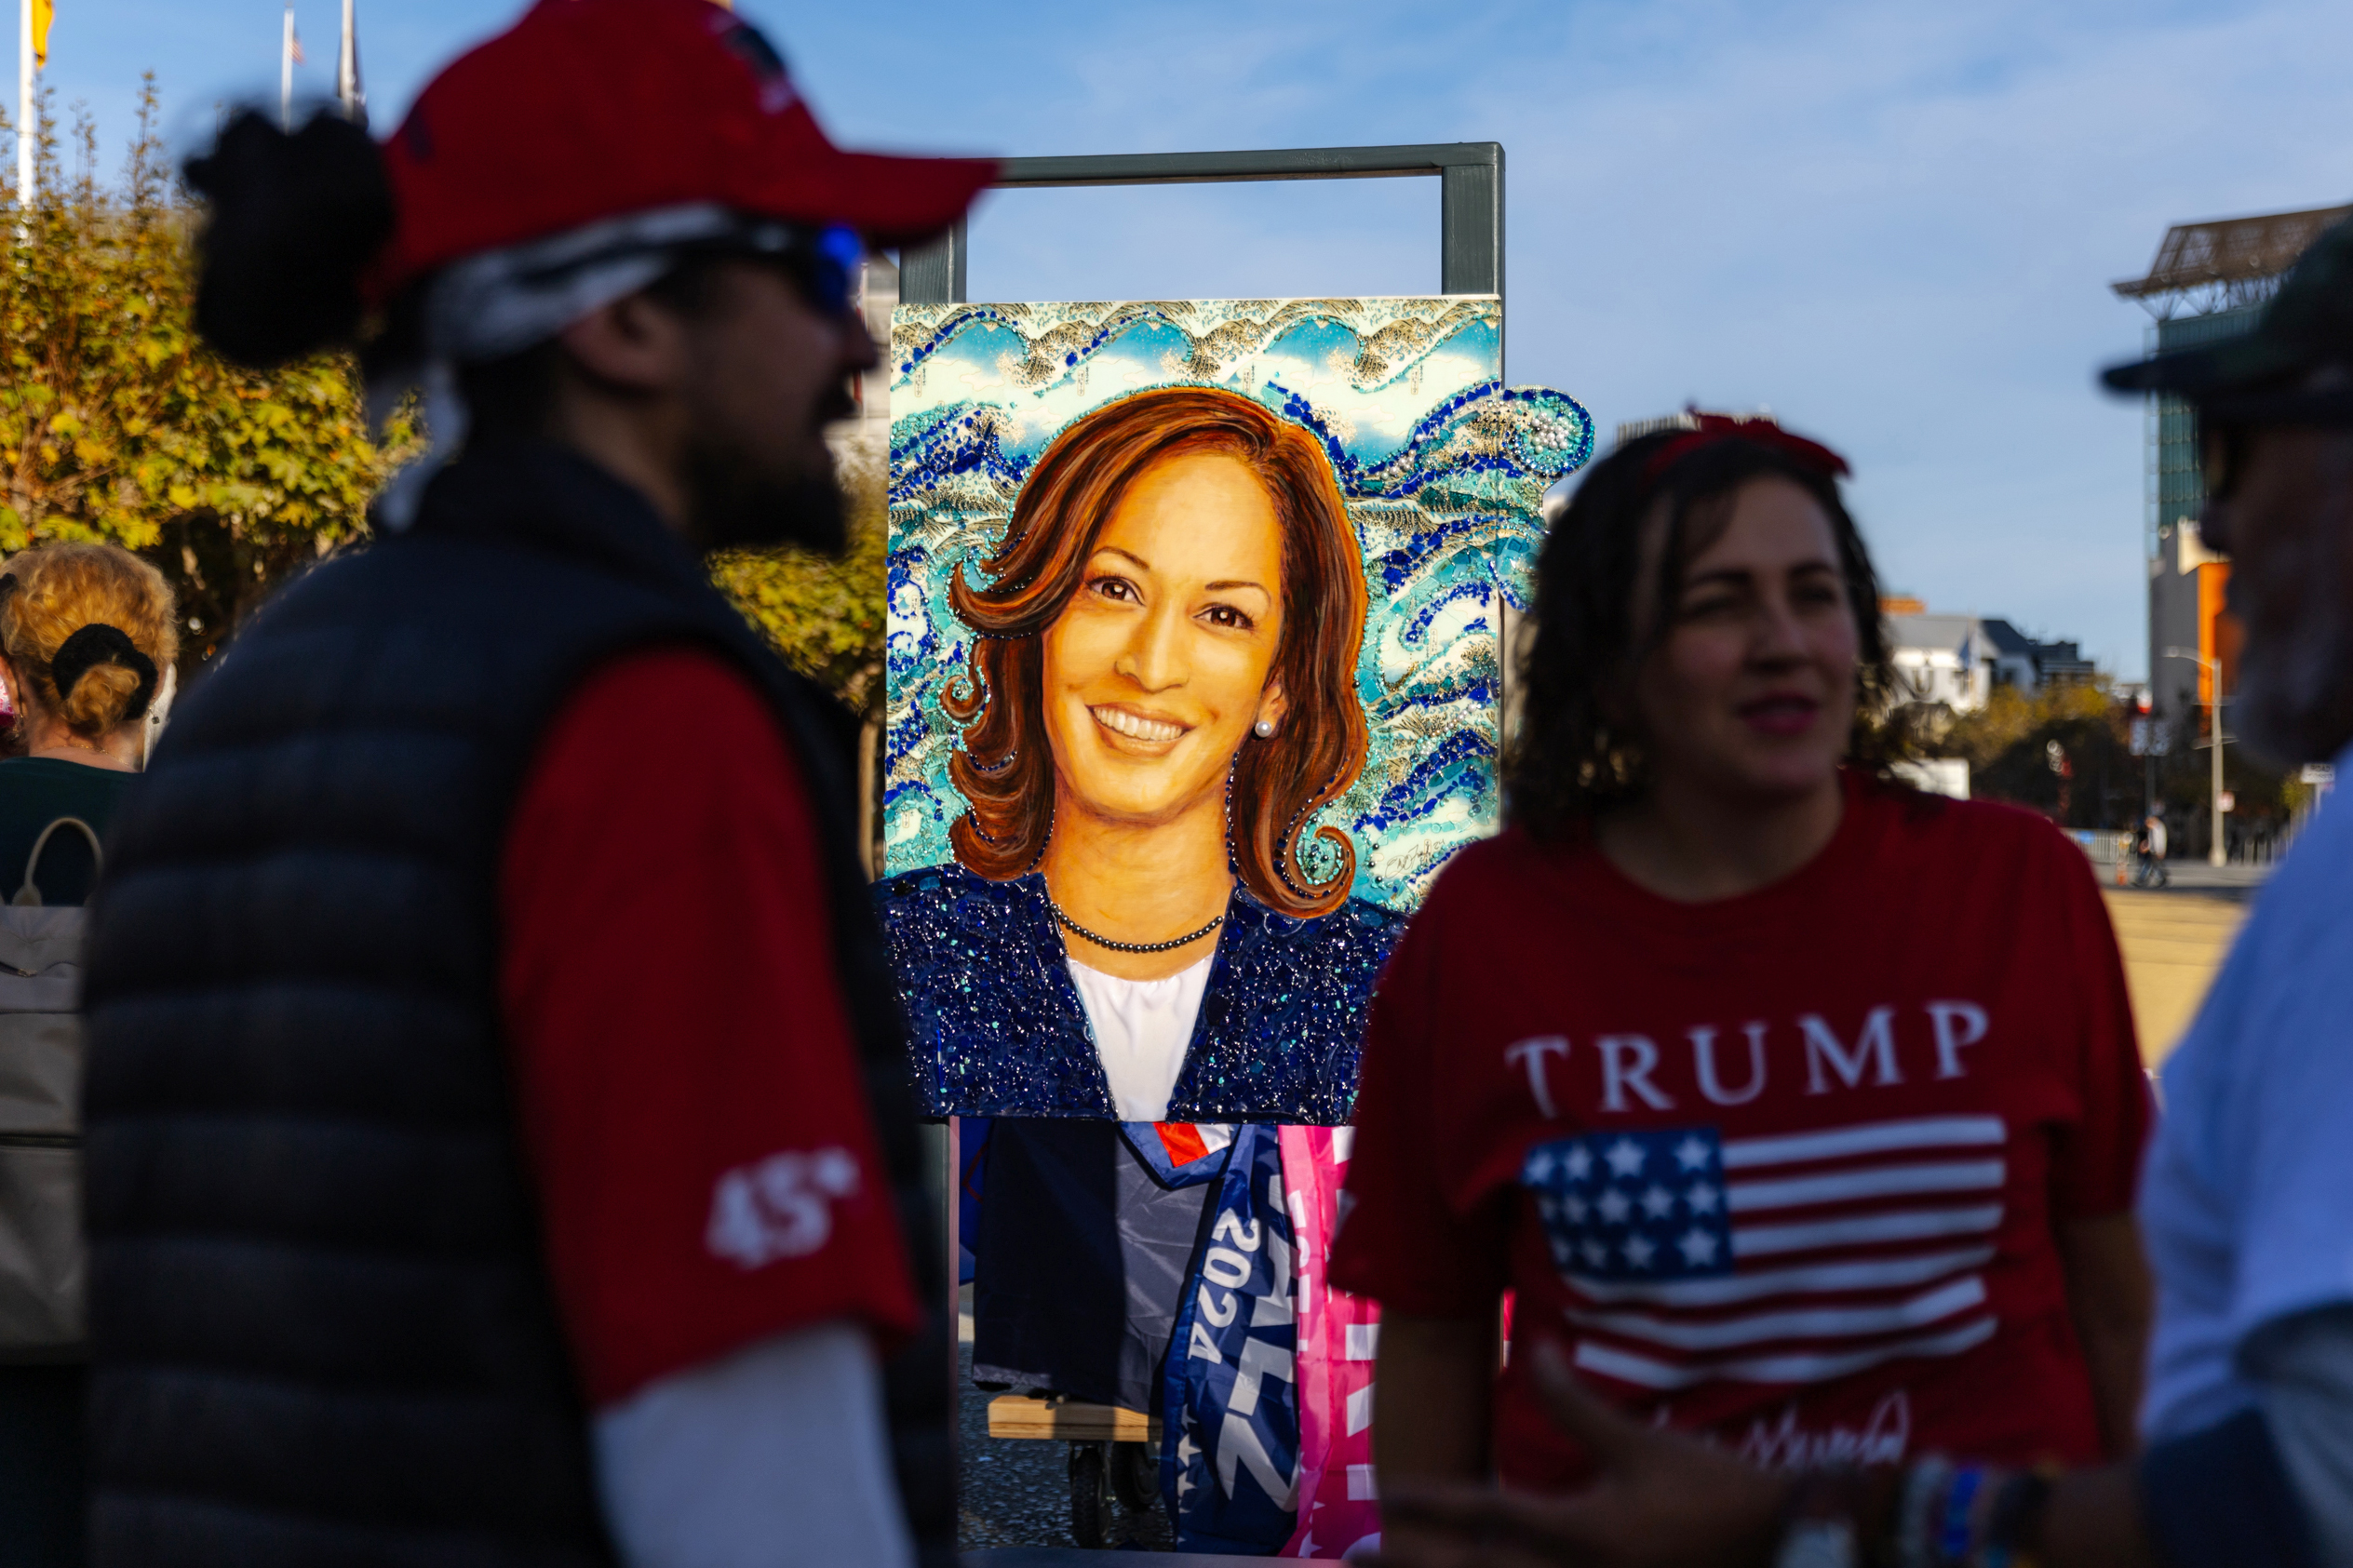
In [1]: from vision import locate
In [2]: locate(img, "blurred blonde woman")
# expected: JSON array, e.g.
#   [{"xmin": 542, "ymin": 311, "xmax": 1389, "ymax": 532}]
[{"xmin": 0, "ymin": 541, "xmax": 175, "ymax": 1568}]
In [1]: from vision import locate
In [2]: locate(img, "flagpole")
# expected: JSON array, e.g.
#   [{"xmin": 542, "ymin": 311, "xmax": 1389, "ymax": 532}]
[
  {"xmin": 336, "ymin": 0, "xmax": 361, "ymax": 125},
  {"xmin": 17, "ymin": 0, "xmax": 32, "ymax": 208},
  {"xmin": 280, "ymin": 3, "xmax": 294, "ymax": 130}
]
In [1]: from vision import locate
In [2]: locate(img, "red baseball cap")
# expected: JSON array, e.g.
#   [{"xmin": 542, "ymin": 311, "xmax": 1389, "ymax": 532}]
[{"xmin": 368, "ymin": 0, "xmax": 994, "ymax": 303}]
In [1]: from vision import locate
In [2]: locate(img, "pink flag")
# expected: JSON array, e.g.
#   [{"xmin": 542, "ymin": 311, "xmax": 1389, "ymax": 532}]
[{"xmin": 1278, "ymin": 1125, "xmax": 1382, "ymax": 1561}]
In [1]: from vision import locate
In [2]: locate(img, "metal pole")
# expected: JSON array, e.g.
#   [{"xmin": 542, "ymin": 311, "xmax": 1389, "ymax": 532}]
[
  {"xmin": 17, "ymin": 0, "xmax": 32, "ymax": 209},
  {"xmin": 2163, "ymin": 648, "xmax": 2226, "ymax": 867},
  {"xmin": 280, "ymin": 4, "xmax": 294, "ymax": 130},
  {"xmin": 2212, "ymin": 681, "xmax": 2227, "ymax": 867},
  {"xmin": 336, "ymin": 0, "xmax": 362, "ymax": 126},
  {"xmin": 900, "ymin": 142, "xmax": 1507, "ymax": 308},
  {"xmin": 899, "ymin": 214, "xmax": 965, "ymax": 307}
]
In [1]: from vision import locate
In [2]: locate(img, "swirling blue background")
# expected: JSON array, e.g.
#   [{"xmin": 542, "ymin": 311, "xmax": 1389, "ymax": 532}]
[{"xmin": 886, "ymin": 296, "xmax": 1591, "ymax": 910}]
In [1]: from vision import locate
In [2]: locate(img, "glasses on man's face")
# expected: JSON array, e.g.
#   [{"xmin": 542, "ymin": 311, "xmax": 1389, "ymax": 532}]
[{"xmin": 767, "ymin": 224, "xmax": 865, "ymax": 320}]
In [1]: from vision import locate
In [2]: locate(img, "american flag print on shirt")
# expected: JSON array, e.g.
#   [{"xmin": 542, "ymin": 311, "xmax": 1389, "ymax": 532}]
[{"xmin": 1523, "ymin": 1116, "xmax": 2006, "ymax": 1392}]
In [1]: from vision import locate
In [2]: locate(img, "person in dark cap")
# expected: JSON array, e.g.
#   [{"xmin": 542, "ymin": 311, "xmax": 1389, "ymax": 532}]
[
  {"xmin": 1354, "ymin": 216, "xmax": 2353, "ymax": 1568},
  {"xmin": 77, "ymin": 3, "xmax": 990, "ymax": 1566}
]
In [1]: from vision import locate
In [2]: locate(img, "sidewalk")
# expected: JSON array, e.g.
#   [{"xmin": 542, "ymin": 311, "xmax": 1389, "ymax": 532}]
[
  {"xmin": 2125, "ymin": 859, "xmax": 2275, "ymax": 899},
  {"xmin": 2101, "ymin": 858, "xmax": 2268, "ymax": 1064}
]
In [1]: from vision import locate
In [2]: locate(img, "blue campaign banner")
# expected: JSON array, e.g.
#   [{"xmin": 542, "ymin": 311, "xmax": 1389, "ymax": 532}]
[{"xmin": 1160, "ymin": 1121, "xmax": 1300, "ymax": 1554}]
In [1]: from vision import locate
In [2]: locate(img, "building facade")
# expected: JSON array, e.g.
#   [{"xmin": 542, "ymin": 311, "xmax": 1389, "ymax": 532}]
[
  {"xmin": 1886, "ymin": 610, "xmax": 2098, "ymax": 715},
  {"xmin": 1887, "ymin": 612, "xmax": 1993, "ymax": 712},
  {"xmin": 2113, "ymin": 207, "xmax": 2348, "ymax": 734}
]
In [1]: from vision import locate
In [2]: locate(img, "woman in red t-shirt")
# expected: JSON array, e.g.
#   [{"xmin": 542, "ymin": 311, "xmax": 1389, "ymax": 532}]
[{"xmin": 1327, "ymin": 417, "xmax": 2152, "ymax": 1532}]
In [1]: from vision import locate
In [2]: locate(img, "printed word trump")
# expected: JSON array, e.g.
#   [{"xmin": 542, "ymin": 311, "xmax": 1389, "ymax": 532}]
[{"xmin": 1507, "ymin": 1001, "xmax": 1992, "ymax": 1119}]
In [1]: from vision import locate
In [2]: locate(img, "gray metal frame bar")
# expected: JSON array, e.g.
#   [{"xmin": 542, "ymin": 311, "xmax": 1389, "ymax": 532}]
[{"xmin": 899, "ymin": 141, "xmax": 1502, "ymax": 305}]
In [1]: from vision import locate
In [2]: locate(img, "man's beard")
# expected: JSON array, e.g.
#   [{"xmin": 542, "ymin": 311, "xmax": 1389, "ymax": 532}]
[
  {"xmin": 679, "ymin": 435, "xmax": 846, "ymax": 556},
  {"xmin": 2236, "ymin": 579, "xmax": 2353, "ymax": 768},
  {"xmin": 2233, "ymin": 467, "xmax": 2353, "ymax": 768}
]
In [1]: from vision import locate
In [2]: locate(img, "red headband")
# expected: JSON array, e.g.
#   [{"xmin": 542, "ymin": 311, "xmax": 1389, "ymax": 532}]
[{"xmin": 1643, "ymin": 413, "xmax": 1851, "ymax": 486}]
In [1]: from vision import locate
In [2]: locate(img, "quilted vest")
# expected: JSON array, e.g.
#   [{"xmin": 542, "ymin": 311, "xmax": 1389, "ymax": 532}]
[{"xmin": 80, "ymin": 443, "xmax": 951, "ymax": 1567}]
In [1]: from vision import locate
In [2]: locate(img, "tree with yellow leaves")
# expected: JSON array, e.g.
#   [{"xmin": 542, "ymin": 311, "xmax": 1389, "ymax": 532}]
[
  {"xmin": 1, "ymin": 80, "xmax": 414, "ymax": 668},
  {"xmin": 707, "ymin": 454, "xmax": 887, "ymax": 719},
  {"xmin": 3, "ymin": 80, "xmax": 887, "ymax": 718}
]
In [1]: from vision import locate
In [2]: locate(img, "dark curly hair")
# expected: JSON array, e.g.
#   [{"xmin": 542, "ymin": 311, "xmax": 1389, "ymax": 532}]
[{"xmin": 1505, "ymin": 427, "xmax": 1903, "ymax": 841}]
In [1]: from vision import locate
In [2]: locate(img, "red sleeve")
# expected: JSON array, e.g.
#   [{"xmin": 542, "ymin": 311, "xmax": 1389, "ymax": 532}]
[
  {"xmin": 1327, "ymin": 878, "xmax": 1510, "ymax": 1318},
  {"xmin": 2039, "ymin": 824, "xmax": 2153, "ymax": 1219},
  {"xmin": 500, "ymin": 647, "xmax": 921, "ymax": 1408}
]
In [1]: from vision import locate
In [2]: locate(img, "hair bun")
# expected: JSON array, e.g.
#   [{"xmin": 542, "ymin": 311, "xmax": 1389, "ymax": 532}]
[
  {"xmin": 51, "ymin": 623, "xmax": 158, "ymax": 722},
  {"xmin": 185, "ymin": 108, "xmax": 396, "ymax": 369}
]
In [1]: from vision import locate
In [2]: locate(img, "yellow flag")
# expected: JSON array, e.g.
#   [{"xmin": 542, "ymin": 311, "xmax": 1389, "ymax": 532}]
[{"xmin": 32, "ymin": 0, "xmax": 53, "ymax": 68}]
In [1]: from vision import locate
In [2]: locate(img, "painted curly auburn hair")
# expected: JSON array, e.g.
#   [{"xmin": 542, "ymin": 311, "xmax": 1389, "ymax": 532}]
[{"xmin": 942, "ymin": 386, "xmax": 1371, "ymax": 918}]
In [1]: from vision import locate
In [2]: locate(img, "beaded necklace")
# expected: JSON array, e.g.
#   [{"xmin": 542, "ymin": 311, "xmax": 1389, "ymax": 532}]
[{"xmin": 1048, "ymin": 897, "xmax": 1223, "ymax": 956}]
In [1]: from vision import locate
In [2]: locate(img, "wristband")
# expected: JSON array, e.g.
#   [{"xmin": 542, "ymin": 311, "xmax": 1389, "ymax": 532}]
[
  {"xmin": 1893, "ymin": 1456, "xmax": 1954, "ymax": 1568},
  {"xmin": 1776, "ymin": 1468, "xmax": 1868, "ymax": 1568},
  {"xmin": 1940, "ymin": 1466, "xmax": 1987, "ymax": 1566}
]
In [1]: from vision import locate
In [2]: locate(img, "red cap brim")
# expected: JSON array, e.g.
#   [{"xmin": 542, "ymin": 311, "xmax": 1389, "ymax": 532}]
[{"xmin": 818, "ymin": 151, "xmax": 997, "ymax": 248}]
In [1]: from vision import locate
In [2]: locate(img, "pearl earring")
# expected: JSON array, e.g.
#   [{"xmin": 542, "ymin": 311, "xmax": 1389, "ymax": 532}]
[{"xmin": 1254, "ymin": 718, "xmax": 1275, "ymax": 738}]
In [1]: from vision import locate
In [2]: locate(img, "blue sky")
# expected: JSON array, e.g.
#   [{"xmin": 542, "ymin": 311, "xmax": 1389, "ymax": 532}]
[{"xmin": 34, "ymin": 0, "xmax": 2353, "ymax": 678}]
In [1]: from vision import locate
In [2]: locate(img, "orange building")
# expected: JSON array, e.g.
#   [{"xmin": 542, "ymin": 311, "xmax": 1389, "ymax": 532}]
[
  {"xmin": 2197, "ymin": 558, "xmax": 2240, "ymax": 719},
  {"xmin": 2151, "ymin": 520, "xmax": 2236, "ymax": 734}
]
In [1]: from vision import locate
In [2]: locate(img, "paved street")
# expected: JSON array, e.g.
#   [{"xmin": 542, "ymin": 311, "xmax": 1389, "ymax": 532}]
[{"xmin": 2102, "ymin": 859, "xmax": 2270, "ymax": 1065}]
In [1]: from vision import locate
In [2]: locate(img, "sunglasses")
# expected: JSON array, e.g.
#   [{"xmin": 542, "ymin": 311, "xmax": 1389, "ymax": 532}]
[{"xmin": 735, "ymin": 221, "xmax": 865, "ymax": 320}]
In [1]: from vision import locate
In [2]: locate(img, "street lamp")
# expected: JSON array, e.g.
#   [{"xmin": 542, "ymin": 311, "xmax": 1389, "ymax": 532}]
[{"xmin": 2162, "ymin": 648, "xmax": 2228, "ymax": 868}]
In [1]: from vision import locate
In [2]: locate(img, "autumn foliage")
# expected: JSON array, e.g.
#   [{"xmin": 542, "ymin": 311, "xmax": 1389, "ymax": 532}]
[
  {"xmin": 708, "ymin": 453, "xmax": 887, "ymax": 718},
  {"xmin": 0, "ymin": 82, "xmax": 414, "ymax": 668},
  {"xmin": 1, "ymin": 80, "xmax": 885, "ymax": 716}
]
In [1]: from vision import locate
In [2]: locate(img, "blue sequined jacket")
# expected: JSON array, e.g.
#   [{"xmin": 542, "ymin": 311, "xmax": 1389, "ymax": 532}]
[{"xmin": 876, "ymin": 863, "xmax": 1407, "ymax": 1124}]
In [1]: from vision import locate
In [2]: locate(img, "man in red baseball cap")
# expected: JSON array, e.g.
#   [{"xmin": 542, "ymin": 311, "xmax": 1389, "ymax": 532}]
[{"xmin": 79, "ymin": 4, "xmax": 990, "ymax": 1566}]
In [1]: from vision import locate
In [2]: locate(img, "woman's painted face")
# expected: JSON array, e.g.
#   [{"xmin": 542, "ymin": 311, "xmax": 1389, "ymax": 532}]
[
  {"xmin": 1041, "ymin": 449, "xmax": 1289, "ymax": 829},
  {"xmin": 1631, "ymin": 476, "xmax": 1860, "ymax": 802}
]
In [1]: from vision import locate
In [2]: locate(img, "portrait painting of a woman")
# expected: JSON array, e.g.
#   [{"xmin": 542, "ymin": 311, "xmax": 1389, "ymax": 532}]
[
  {"xmin": 878, "ymin": 302, "xmax": 1588, "ymax": 1548},
  {"xmin": 880, "ymin": 384, "xmax": 1405, "ymax": 1125}
]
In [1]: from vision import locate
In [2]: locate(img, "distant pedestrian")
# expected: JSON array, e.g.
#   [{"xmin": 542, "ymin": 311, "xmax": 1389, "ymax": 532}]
[
  {"xmin": 2146, "ymin": 811, "xmax": 2169, "ymax": 862},
  {"xmin": 0, "ymin": 544, "xmax": 176, "ymax": 1568},
  {"xmin": 1366, "ymin": 213, "xmax": 2353, "ymax": 1568},
  {"xmin": 1327, "ymin": 416, "xmax": 2155, "ymax": 1560},
  {"xmin": 0, "ymin": 545, "xmax": 176, "ymax": 896},
  {"xmin": 76, "ymin": 4, "xmax": 990, "ymax": 1567}
]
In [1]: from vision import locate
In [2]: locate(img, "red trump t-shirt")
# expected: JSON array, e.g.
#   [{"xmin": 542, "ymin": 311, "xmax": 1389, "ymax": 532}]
[{"xmin": 1328, "ymin": 774, "xmax": 2149, "ymax": 1481}]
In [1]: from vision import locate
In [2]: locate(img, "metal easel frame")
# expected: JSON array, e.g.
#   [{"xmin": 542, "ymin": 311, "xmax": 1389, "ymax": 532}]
[
  {"xmin": 900, "ymin": 142, "xmax": 1506, "ymax": 1533},
  {"xmin": 900, "ymin": 141, "xmax": 1505, "ymax": 306}
]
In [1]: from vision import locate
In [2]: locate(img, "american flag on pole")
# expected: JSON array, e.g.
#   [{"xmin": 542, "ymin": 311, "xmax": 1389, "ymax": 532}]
[{"xmin": 1523, "ymin": 1115, "xmax": 2006, "ymax": 1392}]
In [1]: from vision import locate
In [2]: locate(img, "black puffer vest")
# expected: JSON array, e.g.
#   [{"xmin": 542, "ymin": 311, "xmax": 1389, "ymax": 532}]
[{"xmin": 81, "ymin": 444, "xmax": 951, "ymax": 1567}]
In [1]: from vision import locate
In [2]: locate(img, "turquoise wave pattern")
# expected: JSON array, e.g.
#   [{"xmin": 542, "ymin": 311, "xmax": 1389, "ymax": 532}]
[{"xmin": 886, "ymin": 297, "xmax": 1592, "ymax": 910}]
